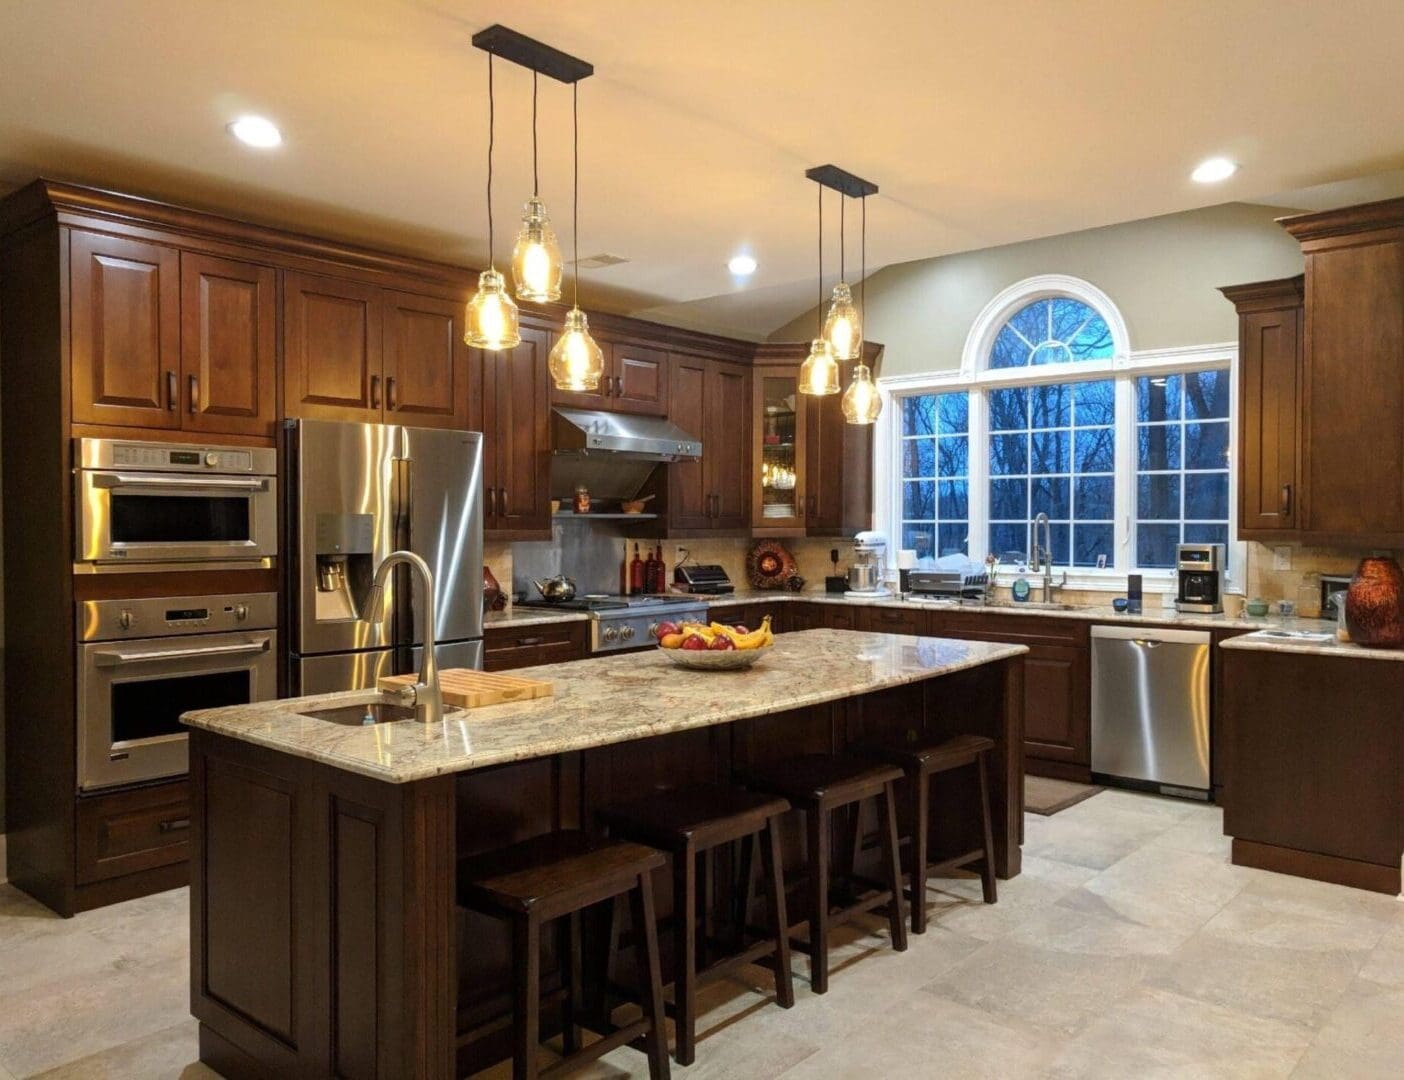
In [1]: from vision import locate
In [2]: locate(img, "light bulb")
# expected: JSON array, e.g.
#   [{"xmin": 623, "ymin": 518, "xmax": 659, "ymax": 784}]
[
  {"xmin": 798, "ymin": 338, "xmax": 840, "ymax": 395},
  {"xmin": 841, "ymin": 362, "xmax": 882, "ymax": 424},
  {"xmin": 464, "ymin": 268, "xmax": 521, "ymax": 351},
  {"xmin": 822, "ymin": 282, "xmax": 861, "ymax": 360},
  {"xmin": 510, "ymin": 196, "xmax": 563, "ymax": 301},
  {"xmin": 549, "ymin": 307, "xmax": 605, "ymax": 391}
]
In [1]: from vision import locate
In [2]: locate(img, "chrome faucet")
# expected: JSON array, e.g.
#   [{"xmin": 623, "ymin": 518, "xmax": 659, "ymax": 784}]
[
  {"xmin": 363, "ymin": 550, "xmax": 444, "ymax": 724},
  {"xmin": 1030, "ymin": 513, "xmax": 1068, "ymax": 603}
]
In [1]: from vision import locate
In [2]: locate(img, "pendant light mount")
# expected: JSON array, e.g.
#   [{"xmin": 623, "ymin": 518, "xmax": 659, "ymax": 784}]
[
  {"xmin": 471, "ymin": 25, "xmax": 593, "ymax": 83},
  {"xmin": 804, "ymin": 164, "xmax": 879, "ymax": 199}
]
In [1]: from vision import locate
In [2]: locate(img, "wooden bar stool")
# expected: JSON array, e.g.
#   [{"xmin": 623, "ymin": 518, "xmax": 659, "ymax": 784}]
[
  {"xmin": 740, "ymin": 754, "xmax": 908, "ymax": 994},
  {"xmin": 856, "ymin": 733, "xmax": 998, "ymax": 934},
  {"xmin": 599, "ymin": 784, "xmax": 795, "ymax": 1066},
  {"xmin": 458, "ymin": 831, "xmax": 671, "ymax": 1080}
]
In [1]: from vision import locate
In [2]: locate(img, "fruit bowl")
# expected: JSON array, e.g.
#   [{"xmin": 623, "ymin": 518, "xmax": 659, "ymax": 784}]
[{"xmin": 659, "ymin": 641, "xmax": 773, "ymax": 671}]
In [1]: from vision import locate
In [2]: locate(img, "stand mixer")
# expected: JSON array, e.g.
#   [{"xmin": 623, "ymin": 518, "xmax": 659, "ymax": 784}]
[{"xmin": 846, "ymin": 531, "xmax": 891, "ymax": 597}]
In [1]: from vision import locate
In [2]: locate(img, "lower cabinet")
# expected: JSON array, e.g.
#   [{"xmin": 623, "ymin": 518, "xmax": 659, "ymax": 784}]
[
  {"xmin": 483, "ymin": 621, "xmax": 589, "ymax": 671},
  {"xmin": 75, "ymin": 779, "xmax": 191, "ymax": 885}
]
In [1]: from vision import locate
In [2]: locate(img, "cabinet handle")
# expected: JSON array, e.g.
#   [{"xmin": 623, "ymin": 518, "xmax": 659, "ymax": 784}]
[
  {"xmin": 518, "ymin": 636, "xmax": 544, "ymax": 646},
  {"xmin": 1280, "ymin": 483, "xmax": 1292, "ymax": 516},
  {"xmin": 188, "ymin": 374, "xmax": 198, "ymax": 414},
  {"xmin": 386, "ymin": 376, "xmax": 398, "ymax": 411},
  {"xmin": 158, "ymin": 817, "xmax": 191, "ymax": 834},
  {"xmin": 614, "ymin": 375, "xmax": 623, "ymax": 397},
  {"xmin": 710, "ymin": 493, "xmax": 718, "ymax": 518},
  {"xmin": 487, "ymin": 487, "xmax": 497, "ymax": 517},
  {"xmin": 500, "ymin": 486, "xmax": 509, "ymax": 516},
  {"xmin": 165, "ymin": 370, "xmax": 177, "ymax": 411},
  {"xmin": 370, "ymin": 374, "xmax": 381, "ymax": 409}
]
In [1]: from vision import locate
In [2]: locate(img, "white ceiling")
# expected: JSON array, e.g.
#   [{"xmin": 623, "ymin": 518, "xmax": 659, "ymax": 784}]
[{"xmin": 3, "ymin": 1, "xmax": 1404, "ymax": 339}]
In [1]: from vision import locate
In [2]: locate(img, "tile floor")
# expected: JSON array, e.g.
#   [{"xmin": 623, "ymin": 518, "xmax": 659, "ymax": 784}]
[{"xmin": 1, "ymin": 789, "xmax": 1400, "ymax": 1078}]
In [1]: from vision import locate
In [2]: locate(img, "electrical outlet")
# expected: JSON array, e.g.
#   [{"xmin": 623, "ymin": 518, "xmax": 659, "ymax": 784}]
[
  {"xmin": 674, "ymin": 546, "xmax": 688, "ymax": 567},
  {"xmin": 1273, "ymin": 546, "xmax": 1292, "ymax": 571}
]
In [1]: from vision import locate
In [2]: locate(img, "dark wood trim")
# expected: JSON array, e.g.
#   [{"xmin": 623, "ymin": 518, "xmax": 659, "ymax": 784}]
[
  {"xmin": 1023, "ymin": 757, "xmax": 1092, "ymax": 784},
  {"xmin": 69, "ymin": 421, "xmax": 276, "ymax": 448},
  {"xmin": 72, "ymin": 568, "xmax": 280, "ymax": 601},
  {"xmin": 1218, "ymin": 275, "xmax": 1303, "ymax": 313},
  {"xmin": 1232, "ymin": 838, "xmax": 1400, "ymax": 896},
  {"xmin": 1279, "ymin": 196, "xmax": 1404, "ymax": 245}
]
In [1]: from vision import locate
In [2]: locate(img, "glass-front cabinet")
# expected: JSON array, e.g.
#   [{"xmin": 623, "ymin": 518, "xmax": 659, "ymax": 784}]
[{"xmin": 752, "ymin": 367, "xmax": 807, "ymax": 533}]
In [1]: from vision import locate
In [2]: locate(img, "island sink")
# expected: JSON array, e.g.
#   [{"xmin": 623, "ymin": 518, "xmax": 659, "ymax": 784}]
[{"xmin": 296, "ymin": 700, "xmax": 420, "ymax": 725}]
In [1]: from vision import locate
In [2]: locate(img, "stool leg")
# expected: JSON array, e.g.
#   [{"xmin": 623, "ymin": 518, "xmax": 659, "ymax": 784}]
[
  {"xmin": 806, "ymin": 807, "xmax": 830, "ymax": 994},
  {"xmin": 876, "ymin": 782, "xmax": 908, "ymax": 953},
  {"xmin": 976, "ymin": 752, "xmax": 998, "ymax": 904},
  {"xmin": 760, "ymin": 818, "xmax": 795, "ymax": 1008},
  {"xmin": 560, "ymin": 911, "xmax": 582, "ymax": 1054},
  {"xmin": 513, "ymin": 914, "xmax": 541, "ymax": 1080},
  {"xmin": 631, "ymin": 872, "xmax": 672, "ymax": 1080},
  {"xmin": 733, "ymin": 833, "xmax": 755, "ymax": 950},
  {"xmin": 673, "ymin": 845, "xmax": 698, "ymax": 1066},
  {"xmin": 699, "ymin": 848, "xmax": 715, "ymax": 970},
  {"xmin": 911, "ymin": 770, "xmax": 930, "ymax": 935}
]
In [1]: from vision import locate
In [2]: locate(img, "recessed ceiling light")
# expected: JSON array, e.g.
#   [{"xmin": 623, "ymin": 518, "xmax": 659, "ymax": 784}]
[
  {"xmin": 728, "ymin": 254, "xmax": 757, "ymax": 276},
  {"xmin": 1191, "ymin": 157, "xmax": 1237, "ymax": 184},
  {"xmin": 227, "ymin": 115, "xmax": 283, "ymax": 149}
]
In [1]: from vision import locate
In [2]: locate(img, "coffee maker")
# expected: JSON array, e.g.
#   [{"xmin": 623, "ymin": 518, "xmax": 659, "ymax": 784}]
[
  {"xmin": 1175, "ymin": 543, "xmax": 1225, "ymax": 613},
  {"xmin": 847, "ymin": 531, "xmax": 890, "ymax": 597}
]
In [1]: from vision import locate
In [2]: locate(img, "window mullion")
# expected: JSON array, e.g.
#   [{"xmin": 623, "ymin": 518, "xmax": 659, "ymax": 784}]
[
  {"xmin": 969, "ymin": 388, "xmax": 990, "ymax": 563},
  {"xmin": 1113, "ymin": 375, "xmax": 1135, "ymax": 572}
]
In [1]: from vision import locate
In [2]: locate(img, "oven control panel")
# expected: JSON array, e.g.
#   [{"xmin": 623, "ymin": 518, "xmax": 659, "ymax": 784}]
[
  {"xmin": 79, "ymin": 592, "xmax": 278, "ymax": 641},
  {"xmin": 76, "ymin": 437, "xmax": 277, "ymax": 476}
]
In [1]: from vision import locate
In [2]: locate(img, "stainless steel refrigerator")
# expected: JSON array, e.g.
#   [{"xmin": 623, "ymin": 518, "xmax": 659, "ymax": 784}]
[{"xmin": 282, "ymin": 419, "xmax": 484, "ymax": 694}]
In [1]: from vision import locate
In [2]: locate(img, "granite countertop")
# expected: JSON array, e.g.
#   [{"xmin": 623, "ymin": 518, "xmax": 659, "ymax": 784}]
[
  {"xmin": 484, "ymin": 607, "xmax": 590, "ymax": 629},
  {"xmin": 183, "ymin": 630, "xmax": 1026, "ymax": 784},
  {"xmin": 1220, "ymin": 629, "xmax": 1404, "ymax": 662},
  {"xmin": 700, "ymin": 588, "xmax": 1331, "ymax": 634}
]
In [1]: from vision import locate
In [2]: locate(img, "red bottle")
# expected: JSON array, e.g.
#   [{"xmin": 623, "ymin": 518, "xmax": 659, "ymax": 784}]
[
  {"xmin": 630, "ymin": 543, "xmax": 646, "ymax": 593},
  {"xmin": 654, "ymin": 543, "xmax": 667, "ymax": 593}
]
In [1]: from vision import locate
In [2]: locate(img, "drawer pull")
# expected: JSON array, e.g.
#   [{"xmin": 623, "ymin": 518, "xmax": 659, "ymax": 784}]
[
  {"xmin": 159, "ymin": 817, "xmax": 191, "ymax": 833},
  {"xmin": 517, "ymin": 636, "xmax": 544, "ymax": 646}
]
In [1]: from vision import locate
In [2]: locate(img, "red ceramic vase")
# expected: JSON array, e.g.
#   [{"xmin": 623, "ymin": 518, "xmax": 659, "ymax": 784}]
[{"xmin": 1344, "ymin": 556, "xmax": 1404, "ymax": 648}]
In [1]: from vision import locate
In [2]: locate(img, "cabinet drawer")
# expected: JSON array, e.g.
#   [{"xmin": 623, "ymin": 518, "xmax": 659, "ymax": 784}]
[
  {"xmin": 484, "ymin": 621, "xmax": 588, "ymax": 671},
  {"xmin": 76, "ymin": 780, "xmax": 191, "ymax": 884},
  {"xmin": 857, "ymin": 605, "xmax": 921, "ymax": 635},
  {"xmin": 928, "ymin": 611, "xmax": 1088, "ymax": 648}
]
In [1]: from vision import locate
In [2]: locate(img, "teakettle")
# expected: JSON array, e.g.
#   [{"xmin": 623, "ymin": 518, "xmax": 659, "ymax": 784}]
[{"xmin": 532, "ymin": 575, "xmax": 577, "ymax": 603}]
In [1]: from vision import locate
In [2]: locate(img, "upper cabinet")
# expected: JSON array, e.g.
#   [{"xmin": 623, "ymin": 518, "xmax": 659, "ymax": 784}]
[
  {"xmin": 472, "ymin": 323, "xmax": 553, "ymax": 540},
  {"xmin": 180, "ymin": 253, "xmax": 277, "ymax": 437},
  {"xmin": 550, "ymin": 338, "xmax": 669, "ymax": 416},
  {"xmin": 752, "ymin": 365, "xmax": 807, "ymax": 534},
  {"xmin": 665, "ymin": 355, "xmax": 750, "ymax": 535},
  {"xmin": 381, "ymin": 290, "xmax": 469, "ymax": 429},
  {"xmin": 1221, "ymin": 277, "xmax": 1302, "ymax": 538}
]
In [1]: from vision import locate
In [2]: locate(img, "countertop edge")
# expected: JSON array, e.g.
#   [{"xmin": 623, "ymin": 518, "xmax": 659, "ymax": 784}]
[{"xmin": 1219, "ymin": 632, "xmax": 1404, "ymax": 662}]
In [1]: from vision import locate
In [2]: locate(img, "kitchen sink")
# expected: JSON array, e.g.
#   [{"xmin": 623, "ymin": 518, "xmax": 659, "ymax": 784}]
[
  {"xmin": 986, "ymin": 600, "xmax": 1079, "ymax": 611},
  {"xmin": 296, "ymin": 701, "xmax": 420, "ymax": 725}
]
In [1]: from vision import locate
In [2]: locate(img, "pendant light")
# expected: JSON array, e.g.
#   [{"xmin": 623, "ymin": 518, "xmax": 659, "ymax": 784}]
[
  {"xmin": 823, "ymin": 194, "xmax": 861, "ymax": 360},
  {"xmin": 841, "ymin": 193, "xmax": 882, "ymax": 424},
  {"xmin": 465, "ymin": 54, "xmax": 522, "ymax": 351},
  {"xmin": 547, "ymin": 82, "xmax": 605, "ymax": 391},
  {"xmin": 799, "ymin": 182, "xmax": 840, "ymax": 395},
  {"xmin": 510, "ymin": 72, "xmax": 563, "ymax": 301}
]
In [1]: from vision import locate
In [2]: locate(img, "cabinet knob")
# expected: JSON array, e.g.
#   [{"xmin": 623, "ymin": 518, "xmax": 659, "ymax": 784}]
[{"xmin": 1280, "ymin": 483, "xmax": 1292, "ymax": 516}]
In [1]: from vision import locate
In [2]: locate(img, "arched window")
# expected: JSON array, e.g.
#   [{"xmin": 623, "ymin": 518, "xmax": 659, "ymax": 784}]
[{"xmin": 988, "ymin": 297, "xmax": 1115, "ymax": 369}]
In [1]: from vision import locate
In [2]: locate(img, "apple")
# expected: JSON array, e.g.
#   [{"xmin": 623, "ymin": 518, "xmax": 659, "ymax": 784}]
[
  {"xmin": 732, "ymin": 624, "xmax": 750, "ymax": 635},
  {"xmin": 708, "ymin": 636, "xmax": 736, "ymax": 650},
  {"xmin": 656, "ymin": 620, "xmax": 681, "ymax": 639},
  {"xmin": 680, "ymin": 634, "xmax": 709, "ymax": 651}
]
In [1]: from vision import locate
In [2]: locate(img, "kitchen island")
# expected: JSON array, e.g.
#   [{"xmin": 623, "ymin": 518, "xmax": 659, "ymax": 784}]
[{"xmin": 182, "ymin": 629, "xmax": 1026, "ymax": 1079}]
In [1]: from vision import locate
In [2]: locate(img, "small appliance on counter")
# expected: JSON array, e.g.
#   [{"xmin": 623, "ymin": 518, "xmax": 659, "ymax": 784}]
[
  {"xmin": 1320, "ymin": 574, "xmax": 1352, "ymax": 621},
  {"xmin": 846, "ymin": 530, "xmax": 891, "ymax": 597},
  {"xmin": 674, "ymin": 564, "xmax": 735, "ymax": 594},
  {"xmin": 1174, "ymin": 543, "xmax": 1224, "ymax": 613},
  {"xmin": 907, "ymin": 569, "xmax": 988, "ymax": 601}
]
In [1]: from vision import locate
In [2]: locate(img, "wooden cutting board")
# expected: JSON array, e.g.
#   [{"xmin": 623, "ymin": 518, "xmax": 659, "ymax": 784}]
[{"xmin": 377, "ymin": 668, "xmax": 553, "ymax": 709}]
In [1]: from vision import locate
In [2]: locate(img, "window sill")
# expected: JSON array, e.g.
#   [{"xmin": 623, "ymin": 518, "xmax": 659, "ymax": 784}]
[{"xmin": 992, "ymin": 569, "xmax": 1176, "ymax": 593}]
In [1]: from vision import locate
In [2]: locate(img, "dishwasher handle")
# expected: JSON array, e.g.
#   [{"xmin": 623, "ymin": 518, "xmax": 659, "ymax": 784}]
[{"xmin": 1090, "ymin": 624, "xmax": 1211, "ymax": 647}]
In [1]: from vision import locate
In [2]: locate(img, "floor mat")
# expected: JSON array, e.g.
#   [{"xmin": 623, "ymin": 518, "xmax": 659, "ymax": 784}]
[{"xmin": 1025, "ymin": 775, "xmax": 1103, "ymax": 815}]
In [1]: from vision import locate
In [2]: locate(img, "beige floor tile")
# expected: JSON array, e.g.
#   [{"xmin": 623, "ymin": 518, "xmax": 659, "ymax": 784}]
[
  {"xmin": 1148, "ymin": 811, "xmax": 1235, "ymax": 858},
  {"xmin": 1202, "ymin": 881, "xmax": 1399, "ymax": 954},
  {"xmin": 29, "ymin": 1019, "xmax": 212, "ymax": 1079},
  {"xmin": 1357, "ymin": 920, "xmax": 1404, "ymax": 989},
  {"xmin": 1290, "ymin": 978, "xmax": 1404, "ymax": 1078},
  {"xmin": 1022, "ymin": 808, "xmax": 1175, "ymax": 871},
  {"xmin": 1058, "ymin": 844, "xmax": 1251, "ymax": 932},
  {"xmin": 1045, "ymin": 985, "xmax": 1311, "ymax": 1079}
]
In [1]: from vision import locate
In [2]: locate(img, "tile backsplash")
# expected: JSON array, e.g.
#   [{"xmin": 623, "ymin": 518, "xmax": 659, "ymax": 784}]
[{"xmin": 1243, "ymin": 541, "xmax": 1390, "ymax": 617}]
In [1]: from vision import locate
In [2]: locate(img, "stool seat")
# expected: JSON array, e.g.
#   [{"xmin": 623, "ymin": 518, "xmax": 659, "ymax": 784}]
[
  {"xmin": 743, "ymin": 754, "xmax": 904, "ymax": 807},
  {"xmin": 857, "ymin": 733, "xmax": 996, "ymax": 773},
  {"xmin": 460, "ymin": 831, "xmax": 665, "ymax": 920},
  {"xmin": 599, "ymin": 784, "xmax": 790, "ymax": 850}
]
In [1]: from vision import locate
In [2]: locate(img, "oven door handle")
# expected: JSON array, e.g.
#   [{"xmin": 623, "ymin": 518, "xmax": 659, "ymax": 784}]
[
  {"xmin": 92, "ymin": 639, "xmax": 271, "ymax": 667},
  {"xmin": 90, "ymin": 473, "xmax": 270, "ymax": 493}
]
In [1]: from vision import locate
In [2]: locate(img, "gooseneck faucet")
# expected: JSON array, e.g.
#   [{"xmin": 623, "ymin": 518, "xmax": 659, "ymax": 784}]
[
  {"xmin": 363, "ymin": 550, "xmax": 444, "ymax": 724},
  {"xmin": 1030, "ymin": 513, "xmax": 1068, "ymax": 603}
]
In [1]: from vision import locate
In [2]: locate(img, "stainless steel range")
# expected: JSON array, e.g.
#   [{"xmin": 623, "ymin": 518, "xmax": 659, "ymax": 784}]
[{"xmin": 517, "ymin": 594, "xmax": 710, "ymax": 653}]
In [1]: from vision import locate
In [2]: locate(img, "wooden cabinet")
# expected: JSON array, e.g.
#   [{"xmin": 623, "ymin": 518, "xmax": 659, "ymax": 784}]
[
  {"xmin": 1223, "ymin": 278, "xmax": 1302, "ymax": 537},
  {"xmin": 180, "ymin": 253, "xmax": 277, "ymax": 436},
  {"xmin": 474, "ymin": 324, "xmax": 553, "ymax": 539},
  {"xmin": 382, "ymin": 289, "xmax": 469, "ymax": 429},
  {"xmin": 667, "ymin": 356, "xmax": 751, "ymax": 534},
  {"xmin": 75, "ymin": 780, "xmax": 190, "ymax": 885},
  {"xmin": 550, "ymin": 338, "xmax": 669, "ymax": 416},
  {"xmin": 806, "ymin": 389, "xmax": 872, "ymax": 535},
  {"xmin": 70, "ymin": 230, "xmax": 182, "ymax": 428},
  {"xmin": 752, "ymin": 364, "xmax": 807, "ymax": 533},
  {"xmin": 283, "ymin": 271, "xmax": 384, "ymax": 421},
  {"xmin": 483, "ymin": 620, "xmax": 589, "ymax": 670},
  {"xmin": 857, "ymin": 604, "xmax": 921, "ymax": 635}
]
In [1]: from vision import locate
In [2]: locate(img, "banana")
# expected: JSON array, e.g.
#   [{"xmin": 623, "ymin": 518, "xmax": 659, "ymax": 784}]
[{"xmin": 710, "ymin": 616, "xmax": 773, "ymax": 650}]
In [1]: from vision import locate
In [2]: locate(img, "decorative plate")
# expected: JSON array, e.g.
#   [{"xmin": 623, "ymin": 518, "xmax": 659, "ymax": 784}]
[
  {"xmin": 659, "ymin": 642, "xmax": 772, "ymax": 670},
  {"xmin": 746, "ymin": 540, "xmax": 797, "ymax": 590}
]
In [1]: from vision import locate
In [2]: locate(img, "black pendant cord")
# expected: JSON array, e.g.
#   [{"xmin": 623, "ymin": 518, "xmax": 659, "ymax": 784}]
[
  {"xmin": 572, "ymin": 80, "xmax": 580, "ymax": 310},
  {"xmin": 531, "ymin": 71, "xmax": 539, "ymax": 197},
  {"xmin": 839, "ymin": 193, "xmax": 846, "ymax": 284},
  {"xmin": 486, "ymin": 54, "xmax": 496, "ymax": 265},
  {"xmin": 816, "ymin": 183, "xmax": 824, "ymax": 337},
  {"xmin": 860, "ymin": 195, "xmax": 867, "ymax": 359}
]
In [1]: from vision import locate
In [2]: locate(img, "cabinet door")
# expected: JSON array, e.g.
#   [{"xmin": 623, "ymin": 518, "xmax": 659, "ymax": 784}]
[
  {"xmin": 753, "ymin": 367, "xmax": 806, "ymax": 533},
  {"xmin": 70, "ymin": 230, "xmax": 181, "ymax": 428},
  {"xmin": 1022, "ymin": 644, "xmax": 1089, "ymax": 765},
  {"xmin": 382, "ymin": 290, "xmax": 468, "ymax": 429},
  {"xmin": 805, "ymin": 391, "xmax": 845, "ymax": 532},
  {"xmin": 490, "ymin": 325, "xmax": 552, "ymax": 538},
  {"xmin": 179, "ymin": 253, "xmax": 277, "ymax": 437},
  {"xmin": 706, "ymin": 360, "xmax": 751, "ymax": 530},
  {"xmin": 1238, "ymin": 305, "xmax": 1300, "ymax": 532},
  {"xmin": 667, "ymin": 356, "xmax": 712, "ymax": 530},
  {"xmin": 610, "ymin": 342, "xmax": 669, "ymax": 416},
  {"xmin": 282, "ymin": 271, "xmax": 383, "ymax": 421}
]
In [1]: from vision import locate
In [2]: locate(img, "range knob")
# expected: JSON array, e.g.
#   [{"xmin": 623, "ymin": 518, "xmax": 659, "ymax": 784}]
[
  {"xmin": 620, "ymin": 625, "xmax": 636, "ymax": 641},
  {"xmin": 602, "ymin": 626, "xmax": 620, "ymax": 643},
  {"xmin": 647, "ymin": 622, "xmax": 661, "ymax": 639},
  {"xmin": 117, "ymin": 609, "xmax": 135, "ymax": 631},
  {"xmin": 233, "ymin": 603, "xmax": 249, "ymax": 621},
  {"xmin": 205, "ymin": 452, "xmax": 219, "ymax": 467}
]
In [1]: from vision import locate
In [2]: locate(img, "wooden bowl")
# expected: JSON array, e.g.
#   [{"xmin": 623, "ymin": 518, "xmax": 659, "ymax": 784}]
[{"xmin": 658, "ymin": 642, "xmax": 772, "ymax": 670}]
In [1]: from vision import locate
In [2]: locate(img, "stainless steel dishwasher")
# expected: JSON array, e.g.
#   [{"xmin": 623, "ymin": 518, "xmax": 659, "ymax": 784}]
[{"xmin": 1090, "ymin": 625, "xmax": 1211, "ymax": 797}]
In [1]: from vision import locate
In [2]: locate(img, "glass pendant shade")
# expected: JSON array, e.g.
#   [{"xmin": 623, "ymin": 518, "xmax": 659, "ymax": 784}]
[
  {"xmin": 822, "ymin": 282, "xmax": 862, "ymax": 360},
  {"xmin": 465, "ymin": 268, "xmax": 521, "ymax": 350},
  {"xmin": 511, "ymin": 196, "xmax": 563, "ymax": 301},
  {"xmin": 548, "ymin": 307, "xmax": 605, "ymax": 391},
  {"xmin": 841, "ymin": 362, "xmax": 882, "ymax": 424},
  {"xmin": 798, "ymin": 338, "xmax": 840, "ymax": 395}
]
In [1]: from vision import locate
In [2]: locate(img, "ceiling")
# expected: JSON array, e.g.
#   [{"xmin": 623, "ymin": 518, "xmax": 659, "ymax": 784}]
[{"xmin": 4, "ymin": 1, "xmax": 1404, "ymax": 340}]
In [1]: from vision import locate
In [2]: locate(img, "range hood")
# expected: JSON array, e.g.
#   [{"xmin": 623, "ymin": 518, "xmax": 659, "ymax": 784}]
[{"xmin": 551, "ymin": 408, "xmax": 702, "ymax": 463}]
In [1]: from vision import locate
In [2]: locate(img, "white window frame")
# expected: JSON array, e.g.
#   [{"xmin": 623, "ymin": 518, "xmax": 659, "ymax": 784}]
[{"xmin": 875, "ymin": 275, "xmax": 1244, "ymax": 593}]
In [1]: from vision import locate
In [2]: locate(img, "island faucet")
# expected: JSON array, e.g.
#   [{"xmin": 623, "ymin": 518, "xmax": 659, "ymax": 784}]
[
  {"xmin": 1030, "ymin": 512, "xmax": 1068, "ymax": 604},
  {"xmin": 363, "ymin": 550, "xmax": 444, "ymax": 724}
]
